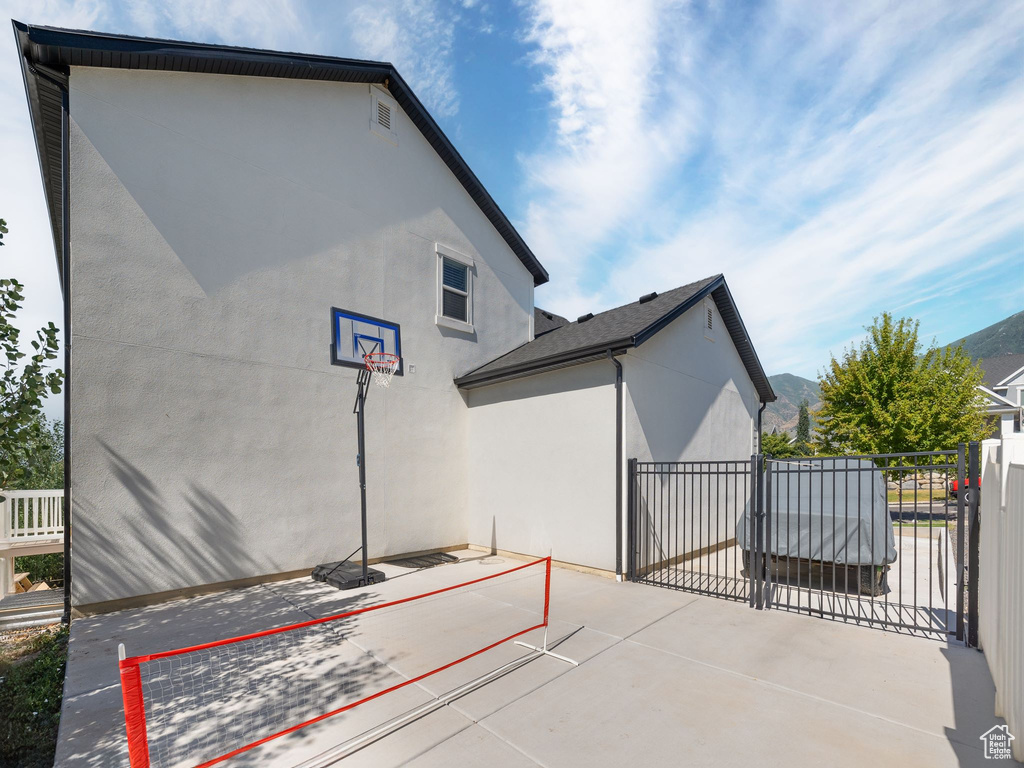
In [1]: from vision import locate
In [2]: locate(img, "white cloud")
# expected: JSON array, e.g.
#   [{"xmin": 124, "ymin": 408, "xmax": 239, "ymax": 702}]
[
  {"xmin": 522, "ymin": 0, "xmax": 1024, "ymax": 375},
  {"xmin": 346, "ymin": 0, "xmax": 461, "ymax": 118},
  {"xmin": 122, "ymin": 0, "xmax": 304, "ymax": 49},
  {"xmin": 518, "ymin": 0, "xmax": 700, "ymax": 316}
]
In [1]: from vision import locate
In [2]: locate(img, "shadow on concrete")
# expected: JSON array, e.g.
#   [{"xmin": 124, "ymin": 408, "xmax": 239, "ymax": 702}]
[
  {"xmin": 941, "ymin": 642, "xmax": 1007, "ymax": 766},
  {"xmin": 140, "ymin": 593, "xmax": 378, "ymax": 767},
  {"xmin": 59, "ymin": 577, "xmax": 383, "ymax": 767}
]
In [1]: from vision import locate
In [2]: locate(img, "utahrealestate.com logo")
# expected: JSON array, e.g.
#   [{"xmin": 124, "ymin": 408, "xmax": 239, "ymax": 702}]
[{"xmin": 980, "ymin": 725, "xmax": 1015, "ymax": 760}]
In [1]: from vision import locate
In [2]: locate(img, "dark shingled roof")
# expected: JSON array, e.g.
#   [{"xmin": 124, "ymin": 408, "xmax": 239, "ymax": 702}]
[
  {"xmin": 534, "ymin": 307, "xmax": 570, "ymax": 337},
  {"xmin": 11, "ymin": 21, "xmax": 548, "ymax": 288},
  {"xmin": 457, "ymin": 275, "xmax": 776, "ymax": 403},
  {"xmin": 979, "ymin": 354, "xmax": 1024, "ymax": 389}
]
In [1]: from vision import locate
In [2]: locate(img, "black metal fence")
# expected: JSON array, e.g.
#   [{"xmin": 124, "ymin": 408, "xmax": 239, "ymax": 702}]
[
  {"xmin": 629, "ymin": 460, "xmax": 753, "ymax": 601},
  {"xmin": 628, "ymin": 444, "xmax": 981, "ymax": 643}
]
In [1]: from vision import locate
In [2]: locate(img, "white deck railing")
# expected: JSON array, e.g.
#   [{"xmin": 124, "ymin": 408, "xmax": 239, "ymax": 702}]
[
  {"xmin": 1, "ymin": 489, "xmax": 65, "ymax": 542},
  {"xmin": 979, "ymin": 435, "xmax": 1024, "ymax": 762}
]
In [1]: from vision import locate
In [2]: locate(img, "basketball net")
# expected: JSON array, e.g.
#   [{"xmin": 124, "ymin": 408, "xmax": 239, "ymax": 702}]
[{"xmin": 364, "ymin": 352, "xmax": 400, "ymax": 388}]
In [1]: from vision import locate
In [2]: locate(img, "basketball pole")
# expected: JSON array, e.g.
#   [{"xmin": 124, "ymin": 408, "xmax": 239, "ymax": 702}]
[{"xmin": 354, "ymin": 368, "xmax": 370, "ymax": 586}]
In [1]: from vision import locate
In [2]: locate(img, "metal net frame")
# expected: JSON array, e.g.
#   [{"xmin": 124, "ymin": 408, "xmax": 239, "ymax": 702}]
[{"xmin": 118, "ymin": 557, "xmax": 551, "ymax": 768}]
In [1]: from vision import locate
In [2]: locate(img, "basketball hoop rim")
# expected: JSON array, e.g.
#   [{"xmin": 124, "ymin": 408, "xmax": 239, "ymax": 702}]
[
  {"xmin": 363, "ymin": 352, "xmax": 400, "ymax": 370},
  {"xmin": 364, "ymin": 351, "xmax": 400, "ymax": 387}
]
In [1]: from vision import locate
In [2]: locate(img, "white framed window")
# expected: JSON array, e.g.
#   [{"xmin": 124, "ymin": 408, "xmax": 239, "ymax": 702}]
[
  {"xmin": 703, "ymin": 297, "xmax": 716, "ymax": 342},
  {"xmin": 370, "ymin": 86, "xmax": 398, "ymax": 145},
  {"xmin": 435, "ymin": 244, "xmax": 474, "ymax": 332}
]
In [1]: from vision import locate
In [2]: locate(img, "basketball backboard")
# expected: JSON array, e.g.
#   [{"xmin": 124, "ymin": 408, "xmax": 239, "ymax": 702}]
[{"xmin": 330, "ymin": 307, "xmax": 403, "ymax": 376}]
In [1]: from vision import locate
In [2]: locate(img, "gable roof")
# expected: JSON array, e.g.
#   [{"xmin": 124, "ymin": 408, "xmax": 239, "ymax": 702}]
[
  {"xmin": 456, "ymin": 274, "xmax": 776, "ymax": 402},
  {"xmin": 978, "ymin": 353, "xmax": 1024, "ymax": 389},
  {"xmin": 534, "ymin": 307, "xmax": 569, "ymax": 337},
  {"xmin": 978, "ymin": 385, "xmax": 1020, "ymax": 412},
  {"xmin": 11, "ymin": 20, "xmax": 549, "ymax": 288}
]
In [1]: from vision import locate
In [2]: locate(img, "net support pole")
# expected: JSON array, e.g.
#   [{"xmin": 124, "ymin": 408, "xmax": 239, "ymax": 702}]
[
  {"xmin": 355, "ymin": 371, "xmax": 369, "ymax": 586},
  {"xmin": 118, "ymin": 643, "xmax": 151, "ymax": 768},
  {"xmin": 515, "ymin": 557, "xmax": 579, "ymax": 666}
]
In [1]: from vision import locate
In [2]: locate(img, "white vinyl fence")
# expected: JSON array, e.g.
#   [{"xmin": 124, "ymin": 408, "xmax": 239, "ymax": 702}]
[
  {"xmin": 0, "ymin": 490, "xmax": 65, "ymax": 596},
  {"xmin": 1, "ymin": 490, "xmax": 65, "ymax": 541},
  {"xmin": 979, "ymin": 436, "xmax": 1024, "ymax": 761}
]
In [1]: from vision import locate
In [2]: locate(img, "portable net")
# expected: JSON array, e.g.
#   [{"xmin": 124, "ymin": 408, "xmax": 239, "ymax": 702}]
[
  {"xmin": 364, "ymin": 352, "xmax": 400, "ymax": 388},
  {"xmin": 119, "ymin": 557, "xmax": 551, "ymax": 768}
]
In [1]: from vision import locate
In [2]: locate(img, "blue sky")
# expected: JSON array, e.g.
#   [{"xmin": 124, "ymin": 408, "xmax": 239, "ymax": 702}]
[{"xmin": 1, "ymin": 0, "xmax": 1022, "ymax": 421}]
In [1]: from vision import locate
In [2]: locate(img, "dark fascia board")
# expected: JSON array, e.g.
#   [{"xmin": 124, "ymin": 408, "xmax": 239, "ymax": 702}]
[
  {"xmin": 12, "ymin": 38, "xmax": 66, "ymax": 289},
  {"xmin": 709, "ymin": 280, "xmax": 776, "ymax": 403},
  {"xmin": 11, "ymin": 20, "xmax": 549, "ymax": 287},
  {"xmin": 455, "ymin": 340, "xmax": 633, "ymax": 389},
  {"xmin": 456, "ymin": 274, "xmax": 777, "ymax": 403},
  {"xmin": 456, "ymin": 348, "xmax": 629, "ymax": 390},
  {"xmin": 632, "ymin": 275, "xmax": 774, "ymax": 403},
  {"xmin": 632, "ymin": 274, "xmax": 725, "ymax": 346}
]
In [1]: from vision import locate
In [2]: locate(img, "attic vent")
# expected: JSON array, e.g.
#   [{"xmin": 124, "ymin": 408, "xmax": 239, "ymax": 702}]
[
  {"xmin": 577, "ymin": 313, "xmax": 594, "ymax": 323},
  {"xmin": 370, "ymin": 88, "xmax": 398, "ymax": 145},
  {"xmin": 376, "ymin": 100, "xmax": 392, "ymax": 131},
  {"xmin": 639, "ymin": 292, "xmax": 658, "ymax": 304},
  {"xmin": 706, "ymin": 307, "xmax": 713, "ymax": 331},
  {"xmin": 542, "ymin": 311, "xmax": 554, "ymax": 320}
]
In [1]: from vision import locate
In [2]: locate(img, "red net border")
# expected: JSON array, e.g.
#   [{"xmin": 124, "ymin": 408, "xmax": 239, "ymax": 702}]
[{"xmin": 119, "ymin": 556, "xmax": 552, "ymax": 768}]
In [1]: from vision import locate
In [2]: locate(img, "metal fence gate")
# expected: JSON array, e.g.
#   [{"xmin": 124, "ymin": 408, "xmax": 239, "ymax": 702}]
[{"xmin": 627, "ymin": 443, "xmax": 981, "ymax": 643}]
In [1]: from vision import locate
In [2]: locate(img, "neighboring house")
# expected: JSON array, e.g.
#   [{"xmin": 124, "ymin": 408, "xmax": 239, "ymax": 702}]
[
  {"xmin": 978, "ymin": 353, "xmax": 1024, "ymax": 437},
  {"xmin": 14, "ymin": 22, "xmax": 775, "ymax": 612}
]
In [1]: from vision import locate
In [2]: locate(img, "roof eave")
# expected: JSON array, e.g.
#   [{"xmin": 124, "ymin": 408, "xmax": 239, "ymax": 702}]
[
  {"xmin": 11, "ymin": 20, "xmax": 549, "ymax": 287},
  {"xmin": 632, "ymin": 275, "xmax": 776, "ymax": 404},
  {"xmin": 979, "ymin": 385, "xmax": 1019, "ymax": 408},
  {"xmin": 455, "ymin": 340, "xmax": 632, "ymax": 389},
  {"xmin": 12, "ymin": 22, "xmax": 66, "ymax": 286},
  {"xmin": 996, "ymin": 364, "xmax": 1024, "ymax": 387}
]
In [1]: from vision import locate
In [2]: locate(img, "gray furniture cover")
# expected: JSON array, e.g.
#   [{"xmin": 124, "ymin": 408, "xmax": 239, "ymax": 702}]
[{"xmin": 736, "ymin": 458, "xmax": 897, "ymax": 567}]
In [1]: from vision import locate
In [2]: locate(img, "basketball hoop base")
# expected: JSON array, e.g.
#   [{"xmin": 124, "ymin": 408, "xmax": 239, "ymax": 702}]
[{"xmin": 311, "ymin": 561, "xmax": 387, "ymax": 591}]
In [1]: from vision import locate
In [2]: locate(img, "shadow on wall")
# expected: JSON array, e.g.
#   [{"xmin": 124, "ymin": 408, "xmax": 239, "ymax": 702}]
[
  {"xmin": 74, "ymin": 89, "xmax": 382, "ymax": 295},
  {"xmin": 630, "ymin": 371, "xmax": 752, "ymax": 464},
  {"xmin": 75, "ymin": 81, "xmax": 534, "ymax": 308},
  {"xmin": 72, "ymin": 440, "xmax": 265, "ymax": 606}
]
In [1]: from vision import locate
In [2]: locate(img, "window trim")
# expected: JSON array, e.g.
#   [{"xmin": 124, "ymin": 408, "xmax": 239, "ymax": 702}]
[{"xmin": 436, "ymin": 244, "xmax": 474, "ymax": 333}]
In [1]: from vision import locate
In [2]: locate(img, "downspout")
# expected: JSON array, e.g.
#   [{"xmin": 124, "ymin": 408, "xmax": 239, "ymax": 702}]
[
  {"xmin": 607, "ymin": 350, "xmax": 623, "ymax": 580},
  {"xmin": 32, "ymin": 65, "xmax": 72, "ymax": 623},
  {"xmin": 757, "ymin": 401, "xmax": 766, "ymax": 453}
]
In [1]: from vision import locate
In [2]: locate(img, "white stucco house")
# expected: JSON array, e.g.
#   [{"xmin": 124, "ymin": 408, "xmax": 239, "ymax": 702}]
[
  {"xmin": 978, "ymin": 353, "xmax": 1024, "ymax": 437},
  {"xmin": 14, "ymin": 22, "xmax": 775, "ymax": 614}
]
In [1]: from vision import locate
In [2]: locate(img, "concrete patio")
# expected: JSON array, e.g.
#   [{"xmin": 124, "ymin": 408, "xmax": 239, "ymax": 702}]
[{"xmin": 56, "ymin": 550, "xmax": 1006, "ymax": 767}]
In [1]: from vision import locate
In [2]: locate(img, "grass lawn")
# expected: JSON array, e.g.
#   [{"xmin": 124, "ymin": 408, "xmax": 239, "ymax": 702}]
[
  {"xmin": 886, "ymin": 489, "xmax": 949, "ymax": 503},
  {"xmin": 894, "ymin": 519, "xmax": 949, "ymax": 527},
  {"xmin": 0, "ymin": 624, "xmax": 68, "ymax": 768}
]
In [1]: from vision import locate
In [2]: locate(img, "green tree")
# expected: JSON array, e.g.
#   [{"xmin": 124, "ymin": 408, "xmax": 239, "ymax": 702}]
[
  {"xmin": 761, "ymin": 431, "xmax": 798, "ymax": 458},
  {"xmin": 816, "ymin": 313, "xmax": 987, "ymax": 455},
  {"xmin": 796, "ymin": 399, "xmax": 811, "ymax": 443},
  {"xmin": 1, "ymin": 218, "xmax": 64, "ymax": 490},
  {"xmin": 3, "ymin": 416, "xmax": 63, "ymax": 490}
]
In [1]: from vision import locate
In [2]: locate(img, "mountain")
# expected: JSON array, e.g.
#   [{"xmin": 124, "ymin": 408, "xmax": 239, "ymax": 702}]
[
  {"xmin": 764, "ymin": 373, "xmax": 821, "ymax": 435},
  {"xmin": 950, "ymin": 310, "xmax": 1024, "ymax": 359}
]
